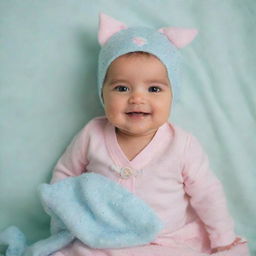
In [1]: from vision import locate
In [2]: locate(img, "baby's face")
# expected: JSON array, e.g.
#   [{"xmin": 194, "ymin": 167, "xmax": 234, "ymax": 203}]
[{"xmin": 102, "ymin": 53, "xmax": 172, "ymax": 137}]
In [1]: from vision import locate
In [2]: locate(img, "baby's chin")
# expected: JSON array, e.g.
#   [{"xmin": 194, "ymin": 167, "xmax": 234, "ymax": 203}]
[
  {"xmin": 114, "ymin": 125, "xmax": 159, "ymax": 139},
  {"xmin": 106, "ymin": 114, "xmax": 168, "ymax": 137}
]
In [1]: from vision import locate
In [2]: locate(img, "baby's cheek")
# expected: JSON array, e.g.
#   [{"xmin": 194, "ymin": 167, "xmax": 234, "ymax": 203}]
[
  {"xmin": 104, "ymin": 105, "xmax": 120, "ymax": 123},
  {"xmin": 157, "ymin": 99, "xmax": 171, "ymax": 112},
  {"xmin": 154, "ymin": 104, "xmax": 171, "ymax": 123}
]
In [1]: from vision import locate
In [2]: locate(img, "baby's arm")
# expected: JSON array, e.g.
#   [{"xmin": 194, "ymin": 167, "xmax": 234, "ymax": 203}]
[
  {"xmin": 182, "ymin": 135, "xmax": 239, "ymax": 251},
  {"xmin": 50, "ymin": 125, "xmax": 90, "ymax": 184}
]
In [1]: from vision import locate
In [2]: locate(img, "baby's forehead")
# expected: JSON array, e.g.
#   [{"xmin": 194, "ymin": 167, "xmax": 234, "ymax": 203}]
[
  {"xmin": 107, "ymin": 52, "xmax": 168, "ymax": 72},
  {"xmin": 104, "ymin": 52, "xmax": 171, "ymax": 86}
]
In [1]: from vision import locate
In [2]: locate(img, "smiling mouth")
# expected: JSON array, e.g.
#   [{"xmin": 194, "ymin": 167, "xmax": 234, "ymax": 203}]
[{"xmin": 126, "ymin": 112, "xmax": 151, "ymax": 116}]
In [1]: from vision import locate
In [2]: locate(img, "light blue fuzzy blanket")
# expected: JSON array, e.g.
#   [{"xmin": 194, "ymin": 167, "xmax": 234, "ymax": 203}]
[{"xmin": 0, "ymin": 173, "xmax": 163, "ymax": 256}]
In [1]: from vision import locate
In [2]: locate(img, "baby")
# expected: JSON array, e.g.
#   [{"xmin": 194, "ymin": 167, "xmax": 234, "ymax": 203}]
[{"xmin": 50, "ymin": 13, "xmax": 248, "ymax": 255}]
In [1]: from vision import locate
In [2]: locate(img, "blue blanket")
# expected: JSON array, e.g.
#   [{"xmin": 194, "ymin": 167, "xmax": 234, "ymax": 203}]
[{"xmin": 0, "ymin": 173, "xmax": 163, "ymax": 256}]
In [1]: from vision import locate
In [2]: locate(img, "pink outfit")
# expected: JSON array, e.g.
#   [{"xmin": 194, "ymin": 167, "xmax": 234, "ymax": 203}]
[{"xmin": 51, "ymin": 116, "xmax": 248, "ymax": 256}]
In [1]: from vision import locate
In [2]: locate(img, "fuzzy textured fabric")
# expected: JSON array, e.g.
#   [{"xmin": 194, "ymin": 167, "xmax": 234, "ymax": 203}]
[
  {"xmin": 0, "ymin": 226, "xmax": 26, "ymax": 256},
  {"xmin": 40, "ymin": 172, "xmax": 163, "ymax": 249},
  {"xmin": 0, "ymin": 173, "xmax": 163, "ymax": 256}
]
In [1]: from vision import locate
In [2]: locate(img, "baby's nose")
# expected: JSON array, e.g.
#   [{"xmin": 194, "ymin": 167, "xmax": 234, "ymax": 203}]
[{"xmin": 128, "ymin": 91, "xmax": 146, "ymax": 104}]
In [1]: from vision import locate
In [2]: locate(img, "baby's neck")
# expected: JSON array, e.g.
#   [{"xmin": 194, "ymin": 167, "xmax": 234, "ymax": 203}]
[{"xmin": 115, "ymin": 128, "xmax": 157, "ymax": 161}]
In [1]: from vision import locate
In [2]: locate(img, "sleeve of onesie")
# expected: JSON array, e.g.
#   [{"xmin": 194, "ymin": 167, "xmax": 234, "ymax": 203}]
[
  {"xmin": 49, "ymin": 123, "xmax": 91, "ymax": 234},
  {"xmin": 50, "ymin": 123, "xmax": 90, "ymax": 184},
  {"xmin": 182, "ymin": 134, "xmax": 236, "ymax": 249}
]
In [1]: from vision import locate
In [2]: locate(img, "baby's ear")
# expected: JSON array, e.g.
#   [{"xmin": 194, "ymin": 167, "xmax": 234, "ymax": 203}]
[
  {"xmin": 158, "ymin": 27, "xmax": 198, "ymax": 48},
  {"xmin": 98, "ymin": 13, "xmax": 127, "ymax": 46}
]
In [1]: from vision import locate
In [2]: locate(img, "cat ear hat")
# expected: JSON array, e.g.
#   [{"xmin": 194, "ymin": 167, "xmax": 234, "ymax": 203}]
[{"xmin": 97, "ymin": 13, "xmax": 198, "ymax": 105}]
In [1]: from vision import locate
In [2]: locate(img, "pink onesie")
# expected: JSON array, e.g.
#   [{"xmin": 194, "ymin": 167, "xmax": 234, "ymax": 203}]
[{"xmin": 51, "ymin": 116, "xmax": 246, "ymax": 256}]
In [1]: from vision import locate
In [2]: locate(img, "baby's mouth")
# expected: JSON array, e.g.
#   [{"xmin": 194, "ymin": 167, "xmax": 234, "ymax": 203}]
[{"xmin": 126, "ymin": 112, "xmax": 151, "ymax": 116}]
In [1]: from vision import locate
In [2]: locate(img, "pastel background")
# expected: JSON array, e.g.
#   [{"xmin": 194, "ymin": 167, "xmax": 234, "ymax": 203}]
[{"xmin": 0, "ymin": 0, "xmax": 255, "ymax": 254}]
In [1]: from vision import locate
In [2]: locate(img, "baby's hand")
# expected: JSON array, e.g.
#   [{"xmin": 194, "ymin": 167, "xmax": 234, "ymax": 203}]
[{"xmin": 211, "ymin": 237, "xmax": 246, "ymax": 253}]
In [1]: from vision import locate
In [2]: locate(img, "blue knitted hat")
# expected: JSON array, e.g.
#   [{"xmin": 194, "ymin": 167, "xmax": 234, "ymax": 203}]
[{"xmin": 97, "ymin": 13, "xmax": 198, "ymax": 105}]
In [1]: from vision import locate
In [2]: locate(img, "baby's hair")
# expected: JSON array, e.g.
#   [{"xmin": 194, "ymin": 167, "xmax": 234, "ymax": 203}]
[{"xmin": 124, "ymin": 51, "xmax": 152, "ymax": 57}]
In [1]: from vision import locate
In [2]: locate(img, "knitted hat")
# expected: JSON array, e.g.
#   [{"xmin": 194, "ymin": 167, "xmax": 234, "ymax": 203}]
[{"xmin": 97, "ymin": 13, "xmax": 198, "ymax": 105}]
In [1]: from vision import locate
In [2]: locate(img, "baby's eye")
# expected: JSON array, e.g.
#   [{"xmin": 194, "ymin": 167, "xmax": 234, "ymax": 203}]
[
  {"xmin": 148, "ymin": 86, "xmax": 161, "ymax": 93},
  {"xmin": 114, "ymin": 85, "xmax": 129, "ymax": 92}
]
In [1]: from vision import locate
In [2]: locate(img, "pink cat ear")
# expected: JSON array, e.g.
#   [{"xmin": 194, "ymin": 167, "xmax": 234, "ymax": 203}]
[
  {"xmin": 98, "ymin": 13, "xmax": 128, "ymax": 46},
  {"xmin": 158, "ymin": 27, "xmax": 198, "ymax": 48}
]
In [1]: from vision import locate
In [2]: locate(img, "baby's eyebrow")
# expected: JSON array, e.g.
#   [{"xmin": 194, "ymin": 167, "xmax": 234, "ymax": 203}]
[
  {"xmin": 106, "ymin": 78, "xmax": 170, "ymax": 86},
  {"xmin": 146, "ymin": 79, "xmax": 170, "ymax": 86},
  {"xmin": 108, "ymin": 79, "xmax": 128, "ymax": 85}
]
